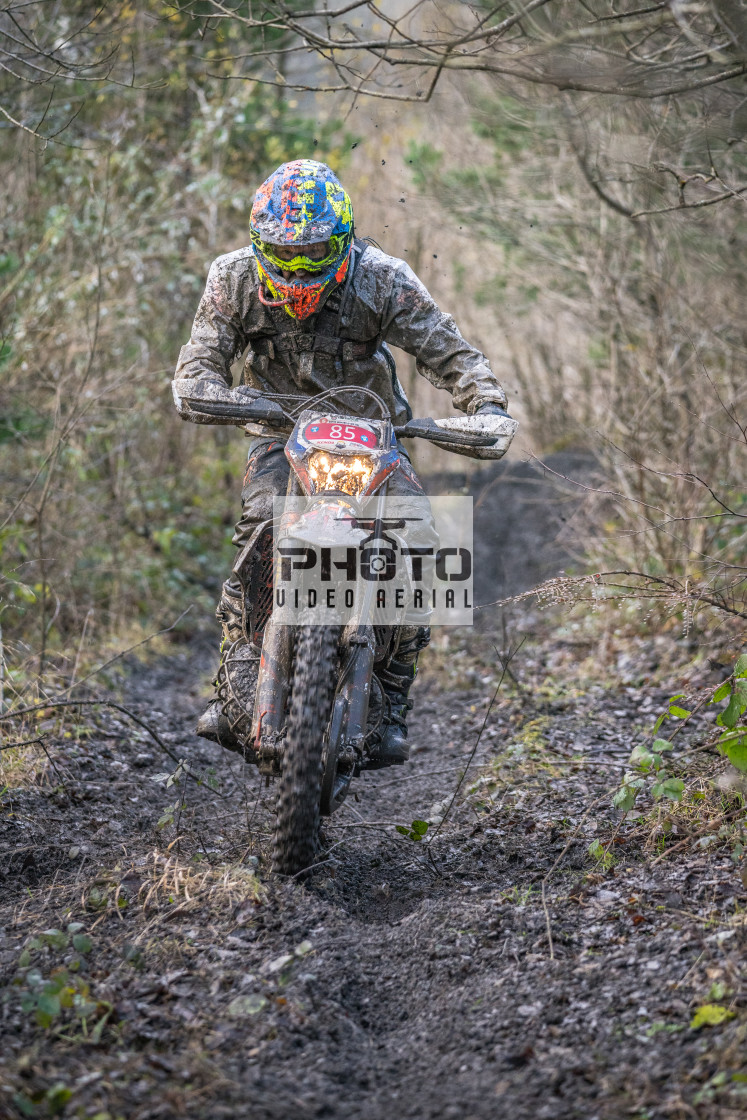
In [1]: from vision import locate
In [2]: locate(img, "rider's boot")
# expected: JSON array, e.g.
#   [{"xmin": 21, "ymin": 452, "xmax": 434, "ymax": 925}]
[
  {"xmin": 195, "ymin": 581, "xmax": 245, "ymax": 748},
  {"xmin": 367, "ymin": 626, "xmax": 430, "ymax": 769}
]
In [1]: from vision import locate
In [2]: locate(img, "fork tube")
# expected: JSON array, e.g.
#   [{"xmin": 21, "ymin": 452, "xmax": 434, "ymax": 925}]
[
  {"xmin": 252, "ymin": 615, "xmax": 293, "ymax": 741},
  {"xmin": 355, "ymin": 479, "xmax": 388, "ymax": 632},
  {"xmin": 250, "ymin": 471, "xmax": 302, "ymax": 742},
  {"xmin": 339, "ymin": 640, "xmax": 375, "ymax": 747},
  {"xmin": 337, "ymin": 481, "xmax": 388, "ymax": 743}
]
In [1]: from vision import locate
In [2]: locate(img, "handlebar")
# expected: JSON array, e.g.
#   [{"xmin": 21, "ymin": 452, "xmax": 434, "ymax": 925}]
[
  {"xmin": 184, "ymin": 399, "xmax": 496, "ymax": 448},
  {"xmin": 186, "ymin": 397, "xmax": 292, "ymax": 427},
  {"xmin": 393, "ymin": 418, "xmax": 497, "ymax": 448},
  {"xmin": 172, "ymin": 379, "xmax": 517, "ymax": 459}
]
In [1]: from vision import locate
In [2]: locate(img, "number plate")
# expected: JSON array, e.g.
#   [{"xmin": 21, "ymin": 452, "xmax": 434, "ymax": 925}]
[{"xmin": 302, "ymin": 420, "xmax": 379, "ymax": 453}]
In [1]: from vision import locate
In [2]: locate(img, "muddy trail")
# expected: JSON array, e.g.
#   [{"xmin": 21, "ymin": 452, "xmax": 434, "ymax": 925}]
[
  {"xmin": 2, "ymin": 455, "xmax": 747, "ymax": 1120},
  {"xmin": 2, "ymin": 613, "xmax": 747, "ymax": 1120}
]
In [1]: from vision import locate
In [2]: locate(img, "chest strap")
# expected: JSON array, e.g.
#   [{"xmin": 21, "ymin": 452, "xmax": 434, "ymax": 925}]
[{"xmin": 252, "ymin": 332, "xmax": 378, "ymax": 362}]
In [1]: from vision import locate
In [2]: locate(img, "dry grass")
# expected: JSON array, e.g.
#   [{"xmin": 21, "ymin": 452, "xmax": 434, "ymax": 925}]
[
  {"xmin": 637, "ymin": 770, "xmax": 747, "ymax": 861},
  {"xmin": 64, "ymin": 850, "xmax": 267, "ymax": 932},
  {"xmin": 0, "ymin": 741, "xmax": 49, "ymax": 791},
  {"xmin": 135, "ymin": 850, "xmax": 264, "ymax": 916}
]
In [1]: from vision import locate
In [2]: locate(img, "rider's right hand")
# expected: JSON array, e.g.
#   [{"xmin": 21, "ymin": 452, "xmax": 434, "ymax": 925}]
[{"xmin": 476, "ymin": 402, "xmax": 512, "ymax": 419}]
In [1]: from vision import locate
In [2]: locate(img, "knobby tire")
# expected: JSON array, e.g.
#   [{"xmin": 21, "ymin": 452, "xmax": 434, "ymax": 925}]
[{"xmin": 272, "ymin": 625, "xmax": 340, "ymax": 876}]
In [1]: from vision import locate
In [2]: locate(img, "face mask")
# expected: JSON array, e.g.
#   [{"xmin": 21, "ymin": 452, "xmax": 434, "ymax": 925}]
[{"xmin": 256, "ymin": 252, "xmax": 350, "ymax": 320}]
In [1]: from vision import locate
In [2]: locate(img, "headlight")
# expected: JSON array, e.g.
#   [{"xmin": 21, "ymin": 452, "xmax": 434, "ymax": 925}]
[{"xmin": 307, "ymin": 451, "xmax": 374, "ymax": 496}]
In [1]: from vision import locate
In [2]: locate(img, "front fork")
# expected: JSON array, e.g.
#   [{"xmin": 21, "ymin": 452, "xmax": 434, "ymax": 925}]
[
  {"xmin": 250, "ymin": 472, "xmax": 303, "ymax": 775},
  {"xmin": 333, "ymin": 629, "xmax": 376, "ymax": 758},
  {"xmin": 251, "ymin": 616, "xmax": 293, "ymax": 776},
  {"xmin": 251, "ymin": 474, "xmax": 393, "ymax": 780}
]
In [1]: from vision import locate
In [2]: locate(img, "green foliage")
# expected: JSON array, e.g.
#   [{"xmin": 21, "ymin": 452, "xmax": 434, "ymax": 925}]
[
  {"xmin": 0, "ymin": 4, "xmax": 347, "ymax": 671},
  {"xmin": 588, "ymin": 838, "xmax": 616, "ymax": 869},
  {"xmin": 409, "ymin": 96, "xmax": 546, "ymax": 246},
  {"xmin": 152, "ymin": 758, "xmax": 188, "ymax": 788},
  {"xmin": 395, "ymin": 818, "xmax": 430, "ymax": 842},
  {"xmin": 20, "ymin": 968, "xmax": 95, "ymax": 1031},
  {"xmin": 407, "ymin": 142, "xmax": 443, "ymax": 191},
  {"xmin": 645, "ymin": 1020, "xmax": 684, "ymax": 1037},
  {"xmin": 652, "ymin": 695, "xmax": 691, "ymax": 735},
  {"xmin": 13, "ymin": 1082, "xmax": 74, "ymax": 1118},
  {"xmin": 500, "ymin": 884, "xmax": 535, "ymax": 906},
  {"xmin": 710, "ymin": 658, "xmax": 747, "ymax": 772},
  {"xmin": 651, "ymin": 776, "xmax": 685, "ymax": 802},
  {"xmin": 227, "ymin": 993, "xmax": 267, "ymax": 1017},
  {"xmin": 470, "ymin": 95, "xmax": 540, "ymax": 154},
  {"xmin": 23, "ymin": 924, "xmax": 92, "ymax": 957},
  {"xmin": 629, "ymin": 739, "xmax": 673, "ymax": 772},
  {"xmin": 612, "ymin": 772, "xmax": 646, "ymax": 812},
  {"xmin": 613, "ymin": 654, "xmax": 747, "ymax": 814},
  {"xmin": 153, "ymin": 759, "xmax": 187, "ymax": 828},
  {"xmin": 156, "ymin": 800, "xmax": 180, "ymax": 830},
  {"xmin": 15, "ymin": 923, "xmax": 111, "ymax": 1040},
  {"xmin": 0, "ymin": 407, "xmax": 46, "ymax": 445},
  {"xmin": 86, "ymin": 886, "xmax": 109, "ymax": 911},
  {"xmin": 613, "ymin": 696, "xmax": 688, "ymax": 811},
  {"xmin": 690, "ymin": 1004, "xmax": 736, "ymax": 1030},
  {"xmin": 716, "ymin": 681, "xmax": 747, "ymax": 728}
]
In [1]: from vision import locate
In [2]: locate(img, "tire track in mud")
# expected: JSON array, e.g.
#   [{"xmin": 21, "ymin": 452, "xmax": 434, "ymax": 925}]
[{"xmin": 2, "ymin": 626, "xmax": 746, "ymax": 1120}]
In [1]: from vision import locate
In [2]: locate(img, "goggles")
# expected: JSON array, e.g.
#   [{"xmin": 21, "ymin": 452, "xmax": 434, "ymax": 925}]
[{"xmin": 251, "ymin": 231, "xmax": 347, "ymax": 275}]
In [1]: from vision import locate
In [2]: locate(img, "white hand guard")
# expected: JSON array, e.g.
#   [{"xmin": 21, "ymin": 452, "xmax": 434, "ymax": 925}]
[{"xmin": 431, "ymin": 412, "xmax": 518, "ymax": 460}]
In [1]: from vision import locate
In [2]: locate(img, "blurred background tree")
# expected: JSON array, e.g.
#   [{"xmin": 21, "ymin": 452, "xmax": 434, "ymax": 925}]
[
  {"xmin": 188, "ymin": 0, "xmax": 743, "ymax": 621},
  {"xmin": 0, "ymin": 1, "xmax": 346, "ymax": 690}
]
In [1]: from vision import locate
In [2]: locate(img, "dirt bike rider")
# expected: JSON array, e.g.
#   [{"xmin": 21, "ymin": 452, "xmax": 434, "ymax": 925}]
[{"xmin": 174, "ymin": 159, "xmax": 511, "ymax": 766}]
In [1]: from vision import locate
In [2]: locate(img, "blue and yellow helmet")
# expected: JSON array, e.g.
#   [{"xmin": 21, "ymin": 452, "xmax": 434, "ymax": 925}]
[{"xmin": 250, "ymin": 160, "xmax": 354, "ymax": 320}]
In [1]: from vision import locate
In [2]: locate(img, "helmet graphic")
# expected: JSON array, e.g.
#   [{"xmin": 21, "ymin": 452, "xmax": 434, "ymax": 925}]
[{"xmin": 250, "ymin": 159, "xmax": 354, "ymax": 320}]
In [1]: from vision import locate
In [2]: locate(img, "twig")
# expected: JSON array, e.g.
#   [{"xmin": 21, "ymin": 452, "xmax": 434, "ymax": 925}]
[
  {"xmin": 674, "ymin": 950, "xmax": 705, "ymax": 990},
  {"xmin": 540, "ymin": 790, "xmax": 614, "ymax": 961},
  {"xmin": 650, "ymin": 806, "xmax": 745, "ymax": 865},
  {"xmin": 541, "ymin": 879, "xmax": 554, "ymax": 961},
  {"xmin": 0, "ymin": 737, "xmax": 44, "ymax": 752},
  {"xmin": 331, "ymin": 820, "xmax": 405, "ymax": 829},
  {"xmin": 39, "ymin": 741, "xmax": 66, "ymax": 785},
  {"xmin": 0, "ymin": 699, "xmax": 225, "ymax": 798},
  {"xmin": 367, "ymin": 764, "xmax": 471, "ymax": 788},
  {"xmin": 428, "ymin": 638, "xmax": 525, "ymax": 851},
  {"xmin": 288, "ymin": 838, "xmax": 348, "ymax": 878},
  {"xmin": 68, "ymin": 608, "xmax": 94, "ymax": 691}
]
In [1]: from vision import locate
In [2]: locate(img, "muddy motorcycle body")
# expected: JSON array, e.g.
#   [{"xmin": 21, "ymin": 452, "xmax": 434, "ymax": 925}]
[
  {"xmin": 172, "ymin": 381, "xmax": 518, "ymax": 874},
  {"xmin": 231, "ymin": 407, "xmax": 425, "ymax": 874}
]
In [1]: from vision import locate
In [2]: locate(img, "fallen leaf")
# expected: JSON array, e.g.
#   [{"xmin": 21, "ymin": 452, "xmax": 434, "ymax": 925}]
[
  {"xmin": 227, "ymin": 994, "xmax": 267, "ymax": 1018},
  {"xmin": 690, "ymin": 1004, "xmax": 735, "ymax": 1030},
  {"xmin": 266, "ymin": 953, "xmax": 293, "ymax": 974}
]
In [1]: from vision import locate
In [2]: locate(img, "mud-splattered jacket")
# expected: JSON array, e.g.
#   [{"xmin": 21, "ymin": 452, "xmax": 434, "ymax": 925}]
[{"xmin": 174, "ymin": 239, "xmax": 507, "ymax": 427}]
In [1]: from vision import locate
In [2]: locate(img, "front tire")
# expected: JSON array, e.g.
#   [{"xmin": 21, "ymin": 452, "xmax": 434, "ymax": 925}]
[{"xmin": 272, "ymin": 626, "xmax": 340, "ymax": 876}]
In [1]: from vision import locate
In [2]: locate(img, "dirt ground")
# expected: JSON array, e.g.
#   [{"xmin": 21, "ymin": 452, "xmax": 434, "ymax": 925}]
[
  {"xmin": 2, "ymin": 457, "xmax": 746, "ymax": 1119},
  {"xmin": 2, "ymin": 609, "xmax": 747, "ymax": 1120}
]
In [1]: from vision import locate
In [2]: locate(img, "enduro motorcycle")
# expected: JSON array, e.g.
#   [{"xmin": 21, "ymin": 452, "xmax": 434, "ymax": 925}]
[{"xmin": 172, "ymin": 378, "xmax": 517, "ymax": 874}]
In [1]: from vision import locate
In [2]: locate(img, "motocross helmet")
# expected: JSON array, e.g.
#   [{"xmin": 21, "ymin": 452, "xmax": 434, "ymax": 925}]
[{"xmin": 250, "ymin": 159, "xmax": 354, "ymax": 320}]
